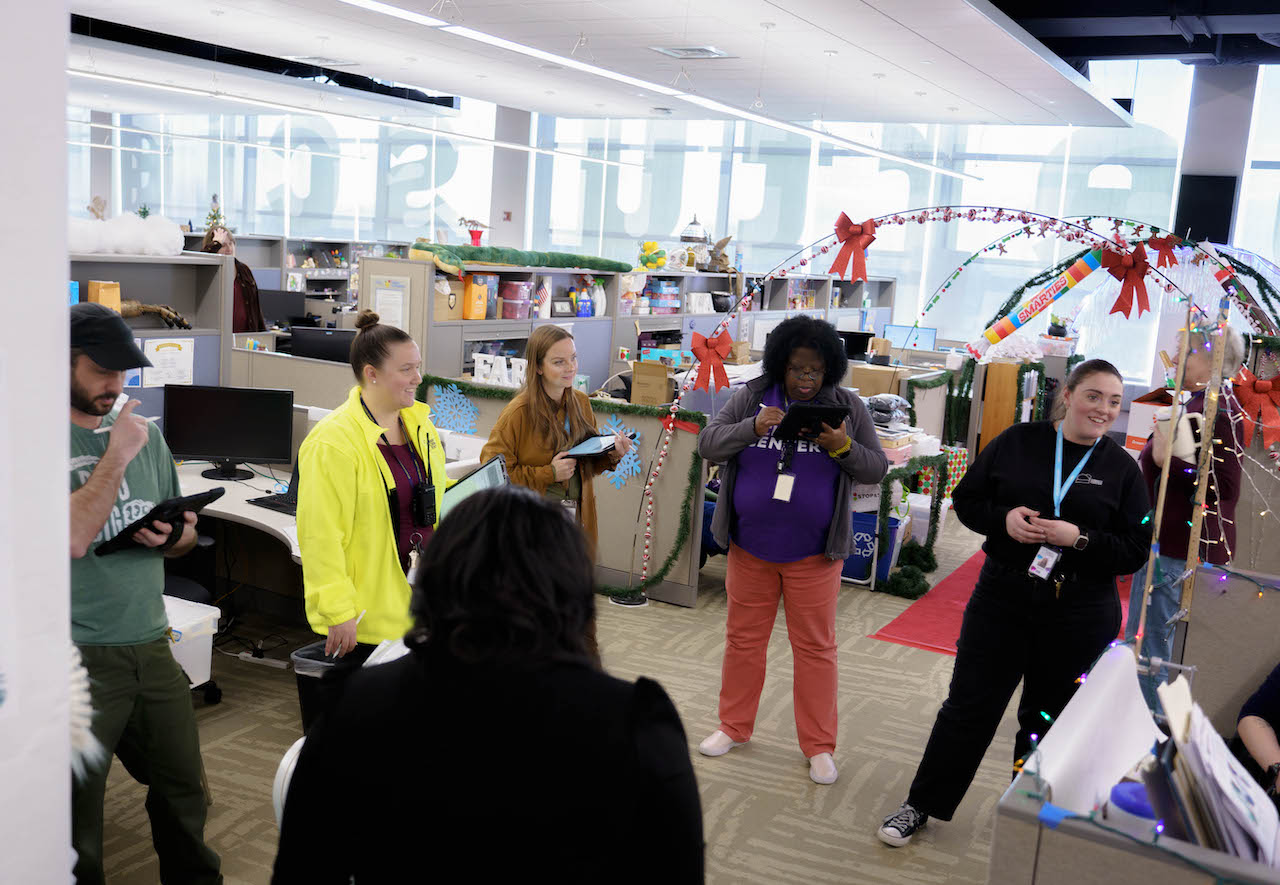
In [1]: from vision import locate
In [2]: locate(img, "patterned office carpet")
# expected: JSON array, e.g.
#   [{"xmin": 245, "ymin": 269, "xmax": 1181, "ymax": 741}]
[{"xmin": 101, "ymin": 519, "xmax": 1018, "ymax": 885}]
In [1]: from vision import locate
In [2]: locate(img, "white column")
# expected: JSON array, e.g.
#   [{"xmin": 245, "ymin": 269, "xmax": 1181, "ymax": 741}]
[
  {"xmin": 0, "ymin": 1, "xmax": 71, "ymax": 880},
  {"xmin": 487, "ymin": 106, "xmax": 532, "ymax": 249}
]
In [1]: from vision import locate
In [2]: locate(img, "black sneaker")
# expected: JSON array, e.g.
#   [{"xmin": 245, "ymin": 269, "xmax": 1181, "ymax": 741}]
[{"xmin": 878, "ymin": 802, "xmax": 928, "ymax": 847}]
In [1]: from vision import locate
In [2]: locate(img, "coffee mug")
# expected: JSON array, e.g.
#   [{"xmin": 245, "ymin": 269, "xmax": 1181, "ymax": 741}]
[{"xmin": 1154, "ymin": 407, "xmax": 1204, "ymax": 461}]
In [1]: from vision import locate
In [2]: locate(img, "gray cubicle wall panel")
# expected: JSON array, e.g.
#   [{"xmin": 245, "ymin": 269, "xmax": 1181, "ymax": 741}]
[
  {"xmin": 680, "ymin": 313, "xmax": 743, "ymax": 352},
  {"xmin": 132, "ymin": 331, "xmax": 223, "ymax": 424},
  {"xmin": 1180, "ymin": 565, "xmax": 1280, "ymax": 735},
  {"xmin": 534, "ymin": 317, "xmax": 612, "ymax": 392}
]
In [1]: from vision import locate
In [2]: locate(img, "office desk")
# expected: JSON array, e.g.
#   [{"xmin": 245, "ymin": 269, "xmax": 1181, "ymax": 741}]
[{"xmin": 177, "ymin": 462, "xmax": 300, "ymax": 563}]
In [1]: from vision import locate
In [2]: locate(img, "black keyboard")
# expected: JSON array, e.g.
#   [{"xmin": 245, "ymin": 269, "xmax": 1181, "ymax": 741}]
[{"xmin": 247, "ymin": 494, "xmax": 297, "ymax": 517}]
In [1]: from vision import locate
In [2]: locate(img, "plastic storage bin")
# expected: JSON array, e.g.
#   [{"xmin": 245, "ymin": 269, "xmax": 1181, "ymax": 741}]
[
  {"xmin": 842, "ymin": 513, "xmax": 903, "ymax": 583},
  {"xmin": 501, "ymin": 299, "xmax": 531, "ymax": 319},
  {"xmin": 163, "ymin": 595, "xmax": 221, "ymax": 688}
]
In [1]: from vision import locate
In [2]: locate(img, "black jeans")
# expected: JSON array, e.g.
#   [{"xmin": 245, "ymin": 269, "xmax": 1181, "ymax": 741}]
[{"xmin": 906, "ymin": 558, "xmax": 1122, "ymax": 821}]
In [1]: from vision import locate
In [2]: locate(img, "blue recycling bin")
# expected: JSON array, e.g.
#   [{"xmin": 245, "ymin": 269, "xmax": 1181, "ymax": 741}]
[{"xmin": 842, "ymin": 513, "xmax": 902, "ymax": 583}]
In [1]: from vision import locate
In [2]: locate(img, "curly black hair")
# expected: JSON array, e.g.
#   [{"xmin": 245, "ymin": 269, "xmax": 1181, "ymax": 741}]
[
  {"xmin": 760, "ymin": 315, "xmax": 849, "ymax": 390},
  {"xmin": 406, "ymin": 485, "xmax": 597, "ymax": 668}
]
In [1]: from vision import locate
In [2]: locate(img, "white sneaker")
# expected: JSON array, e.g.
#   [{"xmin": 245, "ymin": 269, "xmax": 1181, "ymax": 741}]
[
  {"xmin": 698, "ymin": 730, "xmax": 745, "ymax": 757},
  {"xmin": 808, "ymin": 752, "xmax": 838, "ymax": 784}
]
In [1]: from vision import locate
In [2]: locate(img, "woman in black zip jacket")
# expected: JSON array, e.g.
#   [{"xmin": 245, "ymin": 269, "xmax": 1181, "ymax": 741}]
[{"xmin": 877, "ymin": 358, "xmax": 1152, "ymax": 847}]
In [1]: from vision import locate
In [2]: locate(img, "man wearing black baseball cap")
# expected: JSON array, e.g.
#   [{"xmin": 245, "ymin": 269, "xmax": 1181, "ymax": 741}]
[{"xmin": 68, "ymin": 302, "xmax": 221, "ymax": 884}]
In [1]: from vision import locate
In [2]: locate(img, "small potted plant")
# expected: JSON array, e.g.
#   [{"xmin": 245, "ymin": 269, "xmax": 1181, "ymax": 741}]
[{"xmin": 458, "ymin": 216, "xmax": 489, "ymax": 247}]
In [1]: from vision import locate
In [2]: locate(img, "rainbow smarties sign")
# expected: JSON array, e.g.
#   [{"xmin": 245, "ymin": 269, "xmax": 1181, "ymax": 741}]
[{"xmin": 982, "ymin": 249, "xmax": 1103, "ymax": 346}]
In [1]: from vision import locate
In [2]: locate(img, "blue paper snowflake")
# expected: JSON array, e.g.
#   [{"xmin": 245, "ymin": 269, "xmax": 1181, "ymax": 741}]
[
  {"xmin": 431, "ymin": 384, "xmax": 479, "ymax": 434},
  {"xmin": 601, "ymin": 413, "xmax": 642, "ymax": 490}
]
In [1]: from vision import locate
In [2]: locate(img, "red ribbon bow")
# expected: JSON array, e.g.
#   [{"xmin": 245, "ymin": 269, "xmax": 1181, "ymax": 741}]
[
  {"xmin": 1100, "ymin": 242, "xmax": 1151, "ymax": 318},
  {"xmin": 828, "ymin": 212, "xmax": 876, "ymax": 283},
  {"xmin": 1147, "ymin": 235, "xmax": 1179, "ymax": 269},
  {"xmin": 1234, "ymin": 367, "xmax": 1280, "ymax": 449},
  {"xmin": 691, "ymin": 331, "xmax": 732, "ymax": 392}
]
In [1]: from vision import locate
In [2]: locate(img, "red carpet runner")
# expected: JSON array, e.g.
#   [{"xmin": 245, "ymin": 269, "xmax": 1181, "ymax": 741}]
[{"xmin": 869, "ymin": 551, "xmax": 1133, "ymax": 656}]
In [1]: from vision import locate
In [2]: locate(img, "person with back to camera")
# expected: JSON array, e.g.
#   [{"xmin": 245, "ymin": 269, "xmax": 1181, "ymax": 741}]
[
  {"xmin": 1125, "ymin": 324, "xmax": 1244, "ymax": 711},
  {"xmin": 695, "ymin": 315, "xmax": 888, "ymax": 786},
  {"xmin": 480, "ymin": 324, "xmax": 632, "ymax": 660},
  {"xmin": 1231, "ymin": 662, "xmax": 1280, "ymax": 805},
  {"xmin": 272, "ymin": 485, "xmax": 704, "ymax": 884},
  {"xmin": 295, "ymin": 310, "xmax": 447, "ymax": 728},
  {"xmin": 877, "ymin": 359, "xmax": 1152, "ymax": 847},
  {"xmin": 200, "ymin": 227, "xmax": 266, "ymax": 333}
]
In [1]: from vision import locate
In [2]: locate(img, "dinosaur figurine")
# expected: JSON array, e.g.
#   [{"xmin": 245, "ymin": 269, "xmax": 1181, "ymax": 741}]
[
  {"xmin": 120, "ymin": 300, "xmax": 192, "ymax": 330},
  {"xmin": 708, "ymin": 235, "xmax": 734, "ymax": 273}
]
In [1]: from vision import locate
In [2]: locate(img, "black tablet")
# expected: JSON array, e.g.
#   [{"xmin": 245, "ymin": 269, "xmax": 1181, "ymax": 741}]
[
  {"xmin": 773, "ymin": 403, "xmax": 852, "ymax": 441},
  {"xmin": 94, "ymin": 488, "xmax": 226, "ymax": 556}
]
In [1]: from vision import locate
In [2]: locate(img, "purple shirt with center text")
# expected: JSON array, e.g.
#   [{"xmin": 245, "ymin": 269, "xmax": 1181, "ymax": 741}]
[{"xmin": 730, "ymin": 383, "xmax": 841, "ymax": 563}]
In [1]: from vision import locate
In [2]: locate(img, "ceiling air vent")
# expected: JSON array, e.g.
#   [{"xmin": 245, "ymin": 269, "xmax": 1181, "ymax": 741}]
[{"xmin": 649, "ymin": 46, "xmax": 734, "ymax": 60}]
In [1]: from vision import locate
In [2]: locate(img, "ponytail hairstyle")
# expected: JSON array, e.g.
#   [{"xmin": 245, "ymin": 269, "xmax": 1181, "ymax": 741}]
[
  {"xmin": 350, "ymin": 309, "xmax": 413, "ymax": 383},
  {"xmin": 517, "ymin": 324, "xmax": 593, "ymax": 451},
  {"xmin": 1050, "ymin": 358, "xmax": 1124, "ymax": 421}
]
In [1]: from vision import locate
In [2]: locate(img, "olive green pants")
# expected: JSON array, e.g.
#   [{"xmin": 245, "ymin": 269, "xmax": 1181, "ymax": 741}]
[{"xmin": 73, "ymin": 640, "xmax": 222, "ymax": 885}]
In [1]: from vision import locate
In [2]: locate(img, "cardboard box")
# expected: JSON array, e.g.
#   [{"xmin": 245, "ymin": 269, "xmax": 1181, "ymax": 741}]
[
  {"xmin": 434, "ymin": 279, "xmax": 465, "ymax": 321},
  {"xmin": 87, "ymin": 280, "xmax": 121, "ymax": 312},
  {"xmin": 631, "ymin": 360, "xmax": 671, "ymax": 406},
  {"xmin": 726, "ymin": 340, "xmax": 752, "ymax": 365},
  {"xmin": 1125, "ymin": 388, "xmax": 1173, "ymax": 459},
  {"xmin": 845, "ymin": 363, "xmax": 905, "ymax": 397},
  {"xmin": 869, "ymin": 336, "xmax": 891, "ymax": 357}
]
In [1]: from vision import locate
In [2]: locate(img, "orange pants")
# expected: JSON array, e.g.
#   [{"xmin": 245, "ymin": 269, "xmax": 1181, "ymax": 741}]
[{"xmin": 717, "ymin": 543, "xmax": 843, "ymax": 757}]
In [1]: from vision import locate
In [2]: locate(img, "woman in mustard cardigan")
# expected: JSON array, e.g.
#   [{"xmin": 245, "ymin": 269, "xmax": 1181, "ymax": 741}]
[{"xmin": 480, "ymin": 325, "xmax": 632, "ymax": 551}]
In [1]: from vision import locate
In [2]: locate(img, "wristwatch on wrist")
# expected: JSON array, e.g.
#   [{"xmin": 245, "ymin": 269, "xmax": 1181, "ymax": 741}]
[{"xmin": 1072, "ymin": 531, "xmax": 1089, "ymax": 551}]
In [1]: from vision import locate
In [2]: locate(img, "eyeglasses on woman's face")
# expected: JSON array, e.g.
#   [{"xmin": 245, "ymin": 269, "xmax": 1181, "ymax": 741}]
[{"xmin": 786, "ymin": 365, "xmax": 823, "ymax": 380}]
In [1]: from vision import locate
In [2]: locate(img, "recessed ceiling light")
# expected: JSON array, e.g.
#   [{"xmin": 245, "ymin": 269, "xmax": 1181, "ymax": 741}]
[
  {"xmin": 334, "ymin": 0, "xmax": 446, "ymax": 28},
  {"xmin": 947, "ymin": 106, "xmax": 959, "ymax": 111},
  {"xmin": 405, "ymin": 56, "xmax": 418, "ymax": 62},
  {"xmin": 539, "ymin": 63, "xmax": 564, "ymax": 70},
  {"xmin": 476, "ymin": 74, "xmax": 488, "ymax": 79},
  {"xmin": 921, "ymin": 60, "xmax": 933, "ymax": 64},
  {"xmin": 650, "ymin": 46, "xmax": 735, "ymax": 60},
  {"xmin": 545, "ymin": 90, "xmax": 556, "ymax": 95},
  {"xmin": 872, "ymin": 73, "xmax": 886, "ymax": 79},
  {"xmin": 915, "ymin": 90, "xmax": 927, "ymax": 96},
  {"xmin": 210, "ymin": 9, "xmax": 225, "ymax": 15}
]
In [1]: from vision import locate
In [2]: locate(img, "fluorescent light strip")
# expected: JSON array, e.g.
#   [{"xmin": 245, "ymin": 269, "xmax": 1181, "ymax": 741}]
[
  {"xmin": 67, "ymin": 69, "xmax": 638, "ymax": 168},
  {"xmin": 333, "ymin": 0, "xmax": 446, "ymax": 28},
  {"xmin": 678, "ymin": 93, "xmax": 980, "ymax": 182},
  {"xmin": 344, "ymin": 2, "xmax": 970, "ymax": 179},
  {"xmin": 67, "ymin": 141, "xmax": 165, "ymax": 156},
  {"xmin": 71, "ymin": 119, "xmax": 345, "ymax": 159},
  {"xmin": 440, "ymin": 25, "xmax": 684, "ymax": 97}
]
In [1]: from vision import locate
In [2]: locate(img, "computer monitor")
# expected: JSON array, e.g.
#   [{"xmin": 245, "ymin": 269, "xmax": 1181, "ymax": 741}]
[
  {"xmin": 290, "ymin": 327, "xmax": 356, "ymax": 363},
  {"xmin": 838, "ymin": 330, "xmax": 874, "ymax": 360},
  {"xmin": 883, "ymin": 324, "xmax": 938, "ymax": 352},
  {"xmin": 257, "ymin": 289, "xmax": 306, "ymax": 328},
  {"xmin": 163, "ymin": 385, "xmax": 294, "ymax": 481}
]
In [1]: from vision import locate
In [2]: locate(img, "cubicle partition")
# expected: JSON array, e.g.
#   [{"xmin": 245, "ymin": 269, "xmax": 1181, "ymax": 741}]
[
  {"xmin": 420, "ymin": 375, "xmax": 706, "ymax": 607},
  {"xmin": 231, "ymin": 348, "xmax": 352, "ymax": 410}
]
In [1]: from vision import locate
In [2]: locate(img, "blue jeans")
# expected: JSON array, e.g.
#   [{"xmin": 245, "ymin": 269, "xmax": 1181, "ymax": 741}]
[{"xmin": 1124, "ymin": 554, "xmax": 1186, "ymax": 713}]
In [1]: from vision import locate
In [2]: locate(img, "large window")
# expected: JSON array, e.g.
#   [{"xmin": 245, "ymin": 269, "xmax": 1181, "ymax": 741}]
[
  {"xmin": 1236, "ymin": 65, "xmax": 1280, "ymax": 263},
  {"xmin": 67, "ymin": 100, "xmax": 499, "ymax": 243}
]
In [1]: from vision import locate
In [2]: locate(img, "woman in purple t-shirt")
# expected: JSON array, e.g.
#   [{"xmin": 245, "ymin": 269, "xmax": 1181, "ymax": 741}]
[{"xmin": 696, "ymin": 316, "xmax": 888, "ymax": 785}]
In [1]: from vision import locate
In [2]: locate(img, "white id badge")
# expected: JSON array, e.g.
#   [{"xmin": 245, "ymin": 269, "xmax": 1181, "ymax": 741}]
[
  {"xmin": 560, "ymin": 498, "xmax": 579, "ymax": 521},
  {"xmin": 773, "ymin": 474, "xmax": 795, "ymax": 502},
  {"xmin": 1028, "ymin": 545, "xmax": 1062, "ymax": 580}
]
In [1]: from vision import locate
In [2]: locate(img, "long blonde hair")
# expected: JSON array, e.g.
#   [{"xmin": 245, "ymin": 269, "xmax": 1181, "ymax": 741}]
[{"xmin": 519, "ymin": 325, "xmax": 593, "ymax": 451}]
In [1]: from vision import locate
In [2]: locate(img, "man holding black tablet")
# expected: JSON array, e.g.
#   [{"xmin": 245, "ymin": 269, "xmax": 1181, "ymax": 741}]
[{"xmin": 67, "ymin": 303, "xmax": 221, "ymax": 884}]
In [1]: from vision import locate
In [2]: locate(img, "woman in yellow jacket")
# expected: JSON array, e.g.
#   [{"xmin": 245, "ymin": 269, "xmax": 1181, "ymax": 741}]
[{"xmin": 297, "ymin": 310, "xmax": 446, "ymax": 678}]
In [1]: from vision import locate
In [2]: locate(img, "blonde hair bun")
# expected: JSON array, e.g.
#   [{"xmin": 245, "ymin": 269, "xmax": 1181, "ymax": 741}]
[{"xmin": 355, "ymin": 309, "xmax": 381, "ymax": 332}]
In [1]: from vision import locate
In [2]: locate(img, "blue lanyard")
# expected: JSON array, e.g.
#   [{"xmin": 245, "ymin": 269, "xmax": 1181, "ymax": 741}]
[{"xmin": 1053, "ymin": 424, "xmax": 1097, "ymax": 518}]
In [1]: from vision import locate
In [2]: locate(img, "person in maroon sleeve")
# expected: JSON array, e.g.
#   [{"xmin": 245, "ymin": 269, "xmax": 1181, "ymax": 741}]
[
  {"xmin": 200, "ymin": 227, "xmax": 266, "ymax": 333},
  {"xmin": 1124, "ymin": 324, "xmax": 1245, "ymax": 712}
]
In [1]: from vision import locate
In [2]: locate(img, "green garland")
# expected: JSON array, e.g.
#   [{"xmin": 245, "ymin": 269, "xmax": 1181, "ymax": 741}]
[
  {"xmin": 876, "ymin": 453, "xmax": 948, "ymax": 558},
  {"xmin": 1224, "ymin": 255, "xmax": 1280, "ymax": 332},
  {"xmin": 416, "ymin": 374, "xmax": 708, "ymax": 601},
  {"xmin": 947, "ymin": 360, "xmax": 976, "ymax": 446},
  {"xmin": 905, "ymin": 371, "xmax": 954, "ymax": 439},
  {"xmin": 1015, "ymin": 361, "xmax": 1049, "ymax": 423}
]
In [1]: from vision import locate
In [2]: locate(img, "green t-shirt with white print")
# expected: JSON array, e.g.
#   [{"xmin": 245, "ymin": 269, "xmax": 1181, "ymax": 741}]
[{"xmin": 69, "ymin": 416, "xmax": 181, "ymax": 645}]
